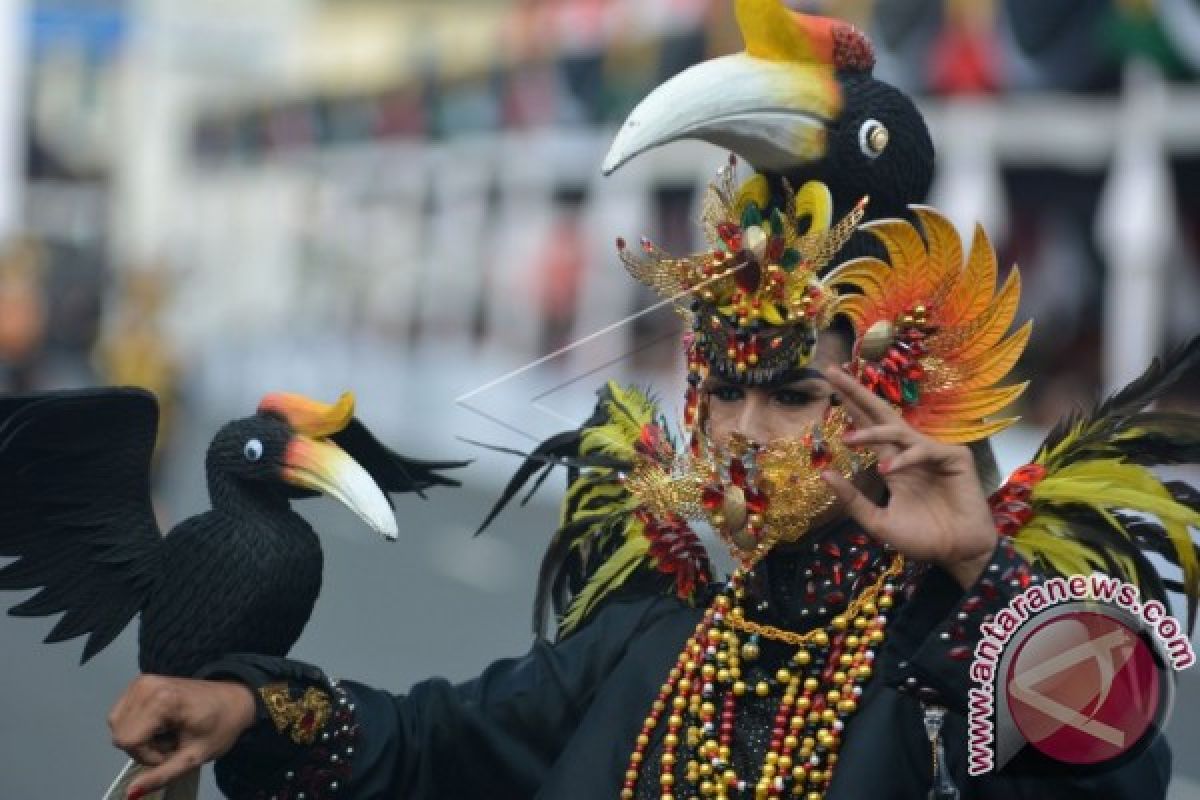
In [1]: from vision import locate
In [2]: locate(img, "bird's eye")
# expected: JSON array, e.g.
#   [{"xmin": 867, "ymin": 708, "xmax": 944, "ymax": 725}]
[
  {"xmin": 859, "ymin": 119, "xmax": 889, "ymax": 158},
  {"xmin": 243, "ymin": 439, "xmax": 264, "ymax": 462}
]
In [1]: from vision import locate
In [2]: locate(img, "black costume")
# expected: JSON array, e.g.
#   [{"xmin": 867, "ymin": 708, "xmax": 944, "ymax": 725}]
[{"xmin": 204, "ymin": 526, "xmax": 1171, "ymax": 799}]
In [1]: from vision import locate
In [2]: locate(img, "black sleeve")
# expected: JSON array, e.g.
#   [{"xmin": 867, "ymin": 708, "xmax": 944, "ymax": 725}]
[
  {"xmin": 879, "ymin": 535, "xmax": 1174, "ymax": 799},
  {"xmin": 201, "ymin": 593, "xmax": 680, "ymax": 800}
]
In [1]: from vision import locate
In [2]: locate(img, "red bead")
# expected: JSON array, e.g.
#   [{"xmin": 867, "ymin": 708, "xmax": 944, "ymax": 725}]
[
  {"xmin": 948, "ymin": 645, "xmax": 972, "ymax": 661},
  {"xmin": 729, "ymin": 458, "xmax": 747, "ymax": 488},
  {"xmin": 701, "ymin": 486, "xmax": 724, "ymax": 511}
]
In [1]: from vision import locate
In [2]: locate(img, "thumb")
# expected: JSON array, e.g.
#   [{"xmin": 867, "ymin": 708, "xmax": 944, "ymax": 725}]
[{"xmin": 126, "ymin": 746, "xmax": 204, "ymax": 800}]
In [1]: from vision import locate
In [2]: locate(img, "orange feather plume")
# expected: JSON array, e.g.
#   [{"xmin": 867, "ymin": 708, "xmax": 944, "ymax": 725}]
[{"xmin": 825, "ymin": 206, "xmax": 1030, "ymax": 444}]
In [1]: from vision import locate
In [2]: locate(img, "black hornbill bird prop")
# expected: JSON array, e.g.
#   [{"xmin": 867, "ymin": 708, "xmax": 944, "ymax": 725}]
[
  {"xmin": 0, "ymin": 387, "xmax": 467, "ymax": 678},
  {"xmin": 602, "ymin": 0, "xmax": 935, "ymax": 226}
]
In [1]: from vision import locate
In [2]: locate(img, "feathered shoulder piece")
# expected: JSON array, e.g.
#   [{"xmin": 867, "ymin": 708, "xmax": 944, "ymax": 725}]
[
  {"xmin": 476, "ymin": 382, "xmax": 712, "ymax": 640},
  {"xmin": 989, "ymin": 336, "xmax": 1200, "ymax": 633}
]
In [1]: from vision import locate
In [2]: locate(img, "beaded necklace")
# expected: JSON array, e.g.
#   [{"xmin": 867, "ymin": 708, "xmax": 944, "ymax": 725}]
[{"xmin": 622, "ymin": 553, "xmax": 904, "ymax": 800}]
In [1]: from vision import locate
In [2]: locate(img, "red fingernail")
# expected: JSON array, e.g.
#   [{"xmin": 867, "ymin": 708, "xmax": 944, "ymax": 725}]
[
  {"xmin": 878, "ymin": 459, "xmax": 891, "ymax": 474},
  {"xmin": 128, "ymin": 788, "xmax": 145, "ymax": 800}
]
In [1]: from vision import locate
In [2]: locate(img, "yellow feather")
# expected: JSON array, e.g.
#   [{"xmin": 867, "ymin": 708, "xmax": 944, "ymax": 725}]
[
  {"xmin": 734, "ymin": 174, "xmax": 771, "ymax": 217},
  {"xmin": 735, "ymin": 0, "xmax": 815, "ymax": 62},
  {"xmin": 918, "ymin": 416, "xmax": 1020, "ymax": 444},
  {"xmin": 946, "ymin": 267, "xmax": 1022, "ymax": 362},
  {"xmin": 1013, "ymin": 515, "xmax": 1136, "ymax": 584},
  {"xmin": 911, "ymin": 206, "xmax": 963, "ymax": 302},
  {"xmin": 579, "ymin": 382, "xmax": 656, "ymax": 460},
  {"xmin": 923, "ymin": 382, "xmax": 1029, "ymax": 419},
  {"xmin": 861, "ymin": 218, "xmax": 926, "ymax": 304},
  {"xmin": 793, "ymin": 180, "xmax": 833, "ymax": 235},
  {"xmin": 558, "ymin": 526, "xmax": 650, "ymax": 637},
  {"xmin": 940, "ymin": 223, "xmax": 997, "ymax": 329},
  {"xmin": 954, "ymin": 320, "xmax": 1033, "ymax": 392}
]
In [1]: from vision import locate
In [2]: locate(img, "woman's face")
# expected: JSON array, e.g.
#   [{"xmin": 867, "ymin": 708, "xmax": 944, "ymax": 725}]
[
  {"xmin": 702, "ymin": 334, "xmax": 876, "ymax": 535},
  {"xmin": 704, "ymin": 336, "xmax": 847, "ymax": 449}
]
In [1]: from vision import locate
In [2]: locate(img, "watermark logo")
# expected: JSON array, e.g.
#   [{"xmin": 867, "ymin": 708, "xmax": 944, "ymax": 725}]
[{"xmin": 967, "ymin": 574, "xmax": 1193, "ymax": 775}]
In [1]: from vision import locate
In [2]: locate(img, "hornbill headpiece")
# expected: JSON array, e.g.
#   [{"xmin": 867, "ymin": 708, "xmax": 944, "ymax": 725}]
[
  {"xmin": 603, "ymin": 0, "xmax": 934, "ymax": 221},
  {"xmin": 478, "ymin": 0, "xmax": 1200, "ymax": 646}
]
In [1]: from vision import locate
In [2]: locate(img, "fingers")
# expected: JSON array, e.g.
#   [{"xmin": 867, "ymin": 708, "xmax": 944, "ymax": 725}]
[
  {"xmin": 882, "ymin": 441, "xmax": 971, "ymax": 476},
  {"xmin": 127, "ymin": 746, "xmax": 205, "ymax": 798},
  {"xmin": 824, "ymin": 365, "xmax": 898, "ymax": 428},
  {"xmin": 843, "ymin": 423, "xmax": 918, "ymax": 451},
  {"xmin": 109, "ymin": 677, "xmax": 183, "ymax": 764},
  {"xmin": 820, "ymin": 469, "xmax": 885, "ymax": 536}
]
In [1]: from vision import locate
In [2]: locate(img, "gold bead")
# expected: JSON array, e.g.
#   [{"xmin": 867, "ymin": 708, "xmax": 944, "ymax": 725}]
[
  {"xmin": 719, "ymin": 744, "xmax": 731, "ymax": 761},
  {"xmin": 839, "ymin": 653, "xmax": 854, "ymax": 667},
  {"xmin": 821, "ymin": 709, "xmax": 836, "ymax": 724},
  {"xmin": 632, "ymin": 751, "xmax": 643, "ymax": 764},
  {"xmin": 792, "ymin": 766, "xmax": 807, "ymax": 782},
  {"xmin": 741, "ymin": 642, "xmax": 760, "ymax": 661},
  {"xmin": 801, "ymin": 736, "xmax": 814, "ymax": 750},
  {"xmin": 756, "ymin": 681, "xmax": 770, "ymax": 697},
  {"xmin": 795, "ymin": 696, "xmax": 811, "ymax": 712},
  {"xmin": 839, "ymin": 699, "xmax": 858, "ymax": 714},
  {"xmin": 878, "ymin": 595, "xmax": 893, "ymax": 610},
  {"xmin": 645, "ymin": 716, "xmax": 657, "ymax": 729},
  {"xmin": 638, "ymin": 734, "xmax": 650, "ymax": 746},
  {"xmin": 808, "ymin": 792, "xmax": 823, "ymax": 800},
  {"xmin": 663, "ymin": 753, "xmax": 677, "ymax": 766},
  {"xmin": 832, "ymin": 671, "xmax": 846, "ymax": 684},
  {"xmin": 661, "ymin": 773, "xmax": 675, "ymax": 786},
  {"xmin": 826, "ymin": 689, "xmax": 841, "ymax": 704},
  {"xmin": 869, "ymin": 630, "xmax": 884, "ymax": 644},
  {"xmin": 785, "ymin": 734, "xmax": 800, "ymax": 749},
  {"xmin": 845, "ymin": 635, "xmax": 859, "ymax": 649},
  {"xmin": 765, "ymin": 752, "xmax": 779, "ymax": 766},
  {"xmin": 857, "ymin": 664, "xmax": 873, "ymax": 680},
  {"xmin": 702, "ymin": 664, "xmax": 716, "ymax": 681},
  {"xmin": 793, "ymin": 650, "xmax": 811, "ymax": 666},
  {"xmin": 700, "ymin": 781, "xmax": 714, "ymax": 796},
  {"xmin": 803, "ymin": 677, "xmax": 819, "ymax": 691},
  {"xmin": 717, "ymin": 668, "xmax": 731, "ymax": 683},
  {"xmin": 679, "ymin": 678, "xmax": 692, "ymax": 693},
  {"xmin": 790, "ymin": 716, "xmax": 805, "ymax": 731},
  {"xmin": 853, "ymin": 617, "xmax": 868, "ymax": 630},
  {"xmin": 862, "ymin": 602, "xmax": 877, "ymax": 617},
  {"xmin": 673, "ymin": 696, "xmax": 687, "ymax": 710},
  {"xmin": 733, "ymin": 681, "xmax": 747, "ymax": 696},
  {"xmin": 776, "ymin": 668, "xmax": 792, "ymax": 684},
  {"xmin": 813, "ymin": 630, "xmax": 829, "ymax": 647},
  {"xmin": 669, "ymin": 714, "xmax": 683, "ymax": 728},
  {"xmin": 664, "ymin": 733, "xmax": 678, "ymax": 748},
  {"xmin": 621, "ymin": 790, "xmax": 634, "ymax": 800},
  {"xmin": 831, "ymin": 615, "xmax": 848, "ymax": 630},
  {"xmin": 626, "ymin": 769, "xmax": 638, "ymax": 781},
  {"xmin": 779, "ymin": 755, "xmax": 793, "ymax": 770}
]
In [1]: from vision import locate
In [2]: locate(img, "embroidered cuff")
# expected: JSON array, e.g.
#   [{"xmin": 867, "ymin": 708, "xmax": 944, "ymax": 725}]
[{"xmin": 196, "ymin": 655, "xmax": 359, "ymax": 800}]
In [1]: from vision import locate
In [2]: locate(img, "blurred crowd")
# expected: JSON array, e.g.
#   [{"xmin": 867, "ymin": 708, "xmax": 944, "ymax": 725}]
[{"xmin": 5, "ymin": 0, "xmax": 1200, "ymax": 463}]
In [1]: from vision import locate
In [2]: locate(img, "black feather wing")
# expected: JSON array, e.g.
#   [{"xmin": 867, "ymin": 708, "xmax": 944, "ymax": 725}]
[
  {"xmin": 0, "ymin": 388, "xmax": 162, "ymax": 662},
  {"xmin": 331, "ymin": 419, "xmax": 470, "ymax": 503}
]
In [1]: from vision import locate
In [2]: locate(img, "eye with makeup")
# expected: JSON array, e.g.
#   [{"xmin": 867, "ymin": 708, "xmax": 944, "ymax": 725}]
[{"xmin": 708, "ymin": 384, "xmax": 745, "ymax": 404}]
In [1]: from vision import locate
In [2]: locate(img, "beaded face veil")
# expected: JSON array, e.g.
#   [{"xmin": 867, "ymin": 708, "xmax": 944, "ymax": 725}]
[{"xmin": 616, "ymin": 160, "xmax": 1029, "ymax": 568}]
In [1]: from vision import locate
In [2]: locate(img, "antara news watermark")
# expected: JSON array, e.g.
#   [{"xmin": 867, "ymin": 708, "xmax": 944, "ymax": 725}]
[{"xmin": 966, "ymin": 572, "xmax": 1195, "ymax": 775}]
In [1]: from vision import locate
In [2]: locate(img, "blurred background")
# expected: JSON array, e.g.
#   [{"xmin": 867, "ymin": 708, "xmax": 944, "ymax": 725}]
[{"xmin": 1, "ymin": 0, "xmax": 1199, "ymax": 796}]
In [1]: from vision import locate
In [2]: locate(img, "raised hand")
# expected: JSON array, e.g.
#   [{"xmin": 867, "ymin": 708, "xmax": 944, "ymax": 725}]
[{"xmin": 820, "ymin": 365, "xmax": 998, "ymax": 589}]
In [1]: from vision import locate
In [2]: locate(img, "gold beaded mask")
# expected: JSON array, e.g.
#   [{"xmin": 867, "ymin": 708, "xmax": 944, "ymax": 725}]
[{"xmin": 625, "ymin": 405, "xmax": 874, "ymax": 569}]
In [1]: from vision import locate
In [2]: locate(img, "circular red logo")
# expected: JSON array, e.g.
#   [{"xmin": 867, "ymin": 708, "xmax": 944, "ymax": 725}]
[{"xmin": 1004, "ymin": 610, "xmax": 1163, "ymax": 765}]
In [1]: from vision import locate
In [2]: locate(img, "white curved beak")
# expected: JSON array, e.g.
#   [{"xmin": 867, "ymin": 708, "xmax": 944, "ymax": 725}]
[
  {"xmin": 602, "ymin": 53, "xmax": 841, "ymax": 175},
  {"xmin": 284, "ymin": 436, "xmax": 399, "ymax": 540}
]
